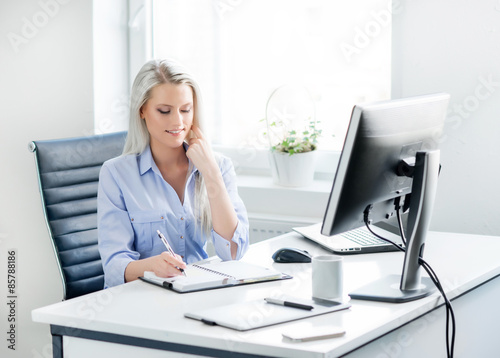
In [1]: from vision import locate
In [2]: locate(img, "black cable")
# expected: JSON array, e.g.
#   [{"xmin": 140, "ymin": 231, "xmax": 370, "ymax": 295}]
[
  {"xmin": 363, "ymin": 206, "xmax": 405, "ymax": 252},
  {"xmin": 395, "ymin": 207, "xmax": 407, "ymax": 246},
  {"xmin": 364, "ymin": 221, "xmax": 405, "ymax": 252},
  {"xmin": 363, "ymin": 204, "xmax": 456, "ymax": 358},
  {"xmin": 393, "ymin": 206, "xmax": 455, "ymax": 358},
  {"xmin": 419, "ymin": 258, "xmax": 456, "ymax": 358},
  {"xmin": 394, "ymin": 197, "xmax": 407, "ymax": 246}
]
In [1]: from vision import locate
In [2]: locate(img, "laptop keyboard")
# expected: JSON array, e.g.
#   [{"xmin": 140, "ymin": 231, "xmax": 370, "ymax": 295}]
[{"xmin": 342, "ymin": 229, "xmax": 386, "ymax": 246}]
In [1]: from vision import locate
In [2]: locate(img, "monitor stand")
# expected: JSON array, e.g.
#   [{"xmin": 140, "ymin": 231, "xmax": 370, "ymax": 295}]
[{"xmin": 349, "ymin": 150, "xmax": 440, "ymax": 303}]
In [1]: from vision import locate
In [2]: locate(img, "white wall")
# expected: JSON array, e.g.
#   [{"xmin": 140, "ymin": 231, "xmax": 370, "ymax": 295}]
[
  {"xmin": 392, "ymin": 0, "xmax": 500, "ymax": 236},
  {"xmin": 0, "ymin": 1, "xmax": 94, "ymax": 357}
]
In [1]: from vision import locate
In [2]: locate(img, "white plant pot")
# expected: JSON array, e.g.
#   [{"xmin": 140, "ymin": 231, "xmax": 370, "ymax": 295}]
[{"xmin": 268, "ymin": 150, "xmax": 318, "ymax": 187}]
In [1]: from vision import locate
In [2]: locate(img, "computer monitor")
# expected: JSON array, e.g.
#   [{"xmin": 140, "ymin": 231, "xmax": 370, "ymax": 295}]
[{"xmin": 321, "ymin": 93, "xmax": 450, "ymax": 303}]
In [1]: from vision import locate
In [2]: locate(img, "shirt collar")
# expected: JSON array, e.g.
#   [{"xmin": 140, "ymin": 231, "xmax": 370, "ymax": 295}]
[
  {"xmin": 138, "ymin": 142, "xmax": 198, "ymax": 176},
  {"xmin": 138, "ymin": 145, "xmax": 155, "ymax": 176}
]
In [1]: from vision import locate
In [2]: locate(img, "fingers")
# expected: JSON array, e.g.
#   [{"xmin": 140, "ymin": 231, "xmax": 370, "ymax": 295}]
[
  {"xmin": 174, "ymin": 253, "xmax": 185, "ymax": 263},
  {"xmin": 190, "ymin": 124, "xmax": 203, "ymax": 139},
  {"xmin": 161, "ymin": 251, "xmax": 187, "ymax": 268},
  {"xmin": 186, "ymin": 125, "xmax": 218, "ymax": 175},
  {"xmin": 154, "ymin": 252, "xmax": 187, "ymax": 277}
]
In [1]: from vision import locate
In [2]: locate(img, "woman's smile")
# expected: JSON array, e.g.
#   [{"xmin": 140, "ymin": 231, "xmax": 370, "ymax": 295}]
[{"xmin": 165, "ymin": 128, "xmax": 184, "ymax": 135}]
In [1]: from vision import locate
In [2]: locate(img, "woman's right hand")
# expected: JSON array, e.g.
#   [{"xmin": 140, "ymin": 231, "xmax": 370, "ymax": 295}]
[
  {"xmin": 125, "ymin": 252, "xmax": 187, "ymax": 282},
  {"xmin": 150, "ymin": 252, "xmax": 187, "ymax": 278}
]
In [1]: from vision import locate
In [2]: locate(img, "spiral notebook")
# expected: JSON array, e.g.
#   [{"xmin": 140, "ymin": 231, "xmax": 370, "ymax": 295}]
[{"xmin": 139, "ymin": 260, "xmax": 290, "ymax": 293}]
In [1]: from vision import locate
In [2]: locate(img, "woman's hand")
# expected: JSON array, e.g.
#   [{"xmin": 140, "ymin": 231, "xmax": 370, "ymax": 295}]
[
  {"xmin": 150, "ymin": 252, "xmax": 187, "ymax": 278},
  {"xmin": 185, "ymin": 125, "xmax": 239, "ymax": 258},
  {"xmin": 125, "ymin": 252, "xmax": 187, "ymax": 282},
  {"xmin": 186, "ymin": 125, "xmax": 218, "ymax": 176}
]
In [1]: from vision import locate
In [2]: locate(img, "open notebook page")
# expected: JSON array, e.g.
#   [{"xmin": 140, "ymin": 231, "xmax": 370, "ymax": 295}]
[{"xmin": 143, "ymin": 260, "xmax": 283, "ymax": 292}]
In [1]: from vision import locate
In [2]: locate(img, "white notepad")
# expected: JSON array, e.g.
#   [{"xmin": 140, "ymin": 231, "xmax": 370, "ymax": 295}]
[{"xmin": 140, "ymin": 260, "xmax": 288, "ymax": 293}]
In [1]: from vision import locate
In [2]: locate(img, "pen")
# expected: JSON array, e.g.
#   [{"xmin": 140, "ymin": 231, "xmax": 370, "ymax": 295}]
[
  {"xmin": 265, "ymin": 297, "xmax": 314, "ymax": 311},
  {"xmin": 157, "ymin": 230, "xmax": 186, "ymax": 276}
]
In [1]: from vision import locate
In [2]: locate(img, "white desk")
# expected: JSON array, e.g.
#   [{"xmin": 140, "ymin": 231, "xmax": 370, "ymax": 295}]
[{"xmin": 32, "ymin": 231, "xmax": 500, "ymax": 358}]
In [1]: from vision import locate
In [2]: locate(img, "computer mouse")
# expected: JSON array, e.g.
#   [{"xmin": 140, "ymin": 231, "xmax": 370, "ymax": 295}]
[{"xmin": 272, "ymin": 247, "xmax": 312, "ymax": 263}]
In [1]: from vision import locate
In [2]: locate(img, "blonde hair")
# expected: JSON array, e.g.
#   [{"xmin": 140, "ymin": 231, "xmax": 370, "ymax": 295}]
[{"xmin": 123, "ymin": 59, "xmax": 212, "ymax": 236}]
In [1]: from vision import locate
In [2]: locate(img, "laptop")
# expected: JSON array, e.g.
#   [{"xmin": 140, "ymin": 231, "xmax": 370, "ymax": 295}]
[{"xmin": 293, "ymin": 223, "xmax": 404, "ymax": 254}]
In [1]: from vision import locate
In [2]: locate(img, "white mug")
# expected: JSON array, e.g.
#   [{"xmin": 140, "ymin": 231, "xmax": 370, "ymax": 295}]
[{"xmin": 312, "ymin": 255, "xmax": 343, "ymax": 301}]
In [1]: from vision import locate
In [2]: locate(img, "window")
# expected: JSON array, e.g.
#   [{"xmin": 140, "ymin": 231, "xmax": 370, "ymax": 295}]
[{"xmin": 143, "ymin": 0, "xmax": 392, "ymax": 152}]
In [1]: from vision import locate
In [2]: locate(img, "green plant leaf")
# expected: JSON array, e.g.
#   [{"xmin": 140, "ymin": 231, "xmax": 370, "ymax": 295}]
[{"xmin": 264, "ymin": 114, "xmax": 323, "ymax": 155}]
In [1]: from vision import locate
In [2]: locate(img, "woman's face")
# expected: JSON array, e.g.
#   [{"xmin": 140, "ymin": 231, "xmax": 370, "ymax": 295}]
[{"xmin": 140, "ymin": 82, "xmax": 194, "ymax": 151}]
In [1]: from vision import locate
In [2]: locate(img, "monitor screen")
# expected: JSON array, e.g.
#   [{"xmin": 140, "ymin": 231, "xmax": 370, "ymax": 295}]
[{"xmin": 320, "ymin": 93, "xmax": 450, "ymax": 303}]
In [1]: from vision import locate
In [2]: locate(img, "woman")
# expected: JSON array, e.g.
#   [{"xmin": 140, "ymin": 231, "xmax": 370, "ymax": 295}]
[{"xmin": 98, "ymin": 59, "xmax": 249, "ymax": 288}]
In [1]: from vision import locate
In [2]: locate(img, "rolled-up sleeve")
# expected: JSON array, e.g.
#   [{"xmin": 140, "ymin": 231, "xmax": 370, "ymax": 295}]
[
  {"xmin": 97, "ymin": 161, "xmax": 139, "ymax": 288},
  {"xmin": 211, "ymin": 157, "xmax": 250, "ymax": 261}
]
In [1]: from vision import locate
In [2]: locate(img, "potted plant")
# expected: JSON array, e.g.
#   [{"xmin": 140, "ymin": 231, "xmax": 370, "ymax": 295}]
[{"xmin": 264, "ymin": 85, "xmax": 321, "ymax": 187}]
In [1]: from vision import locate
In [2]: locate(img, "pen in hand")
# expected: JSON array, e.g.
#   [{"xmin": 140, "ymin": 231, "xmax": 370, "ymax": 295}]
[{"xmin": 157, "ymin": 230, "xmax": 187, "ymax": 276}]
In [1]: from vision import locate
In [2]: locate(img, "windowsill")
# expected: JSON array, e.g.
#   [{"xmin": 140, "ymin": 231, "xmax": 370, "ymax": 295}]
[
  {"xmin": 237, "ymin": 174, "xmax": 332, "ymax": 194},
  {"xmin": 236, "ymin": 173, "xmax": 333, "ymax": 221}
]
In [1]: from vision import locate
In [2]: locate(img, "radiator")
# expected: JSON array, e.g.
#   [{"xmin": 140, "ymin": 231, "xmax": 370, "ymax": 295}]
[
  {"xmin": 249, "ymin": 215, "xmax": 320, "ymax": 244},
  {"xmin": 205, "ymin": 215, "xmax": 320, "ymax": 256}
]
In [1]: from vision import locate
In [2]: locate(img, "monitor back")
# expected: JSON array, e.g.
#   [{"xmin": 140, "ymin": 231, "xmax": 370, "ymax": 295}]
[{"xmin": 321, "ymin": 93, "xmax": 450, "ymax": 236}]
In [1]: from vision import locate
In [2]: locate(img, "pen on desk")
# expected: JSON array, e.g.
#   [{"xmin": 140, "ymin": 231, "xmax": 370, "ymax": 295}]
[
  {"xmin": 265, "ymin": 297, "xmax": 314, "ymax": 311},
  {"xmin": 157, "ymin": 230, "xmax": 186, "ymax": 276}
]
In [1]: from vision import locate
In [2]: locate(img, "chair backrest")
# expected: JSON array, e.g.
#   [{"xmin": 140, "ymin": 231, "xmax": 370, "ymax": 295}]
[{"xmin": 29, "ymin": 132, "xmax": 127, "ymax": 300}]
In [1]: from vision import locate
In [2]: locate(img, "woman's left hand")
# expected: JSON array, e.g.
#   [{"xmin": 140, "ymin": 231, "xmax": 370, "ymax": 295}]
[{"xmin": 186, "ymin": 125, "xmax": 218, "ymax": 175}]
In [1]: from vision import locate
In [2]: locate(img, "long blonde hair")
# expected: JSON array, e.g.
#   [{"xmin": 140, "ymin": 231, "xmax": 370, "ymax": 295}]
[{"xmin": 123, "ymin": 59, "xmax": 212, "ymax": 236}]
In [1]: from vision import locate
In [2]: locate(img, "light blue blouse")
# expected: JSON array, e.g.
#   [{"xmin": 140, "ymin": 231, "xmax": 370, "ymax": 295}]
[{"xmin": 97, "ymin": 144, "xmax": 249, "ymax": 288}]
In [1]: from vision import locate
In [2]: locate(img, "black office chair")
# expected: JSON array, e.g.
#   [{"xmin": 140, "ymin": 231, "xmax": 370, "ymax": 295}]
[{"xmin": 29, "ymin": 131, "xmax": 127, "ymax": 300}]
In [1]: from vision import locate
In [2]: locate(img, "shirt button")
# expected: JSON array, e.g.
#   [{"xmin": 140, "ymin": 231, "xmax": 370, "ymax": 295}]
[
  {"xmin": 161, "ymin": 216, "xmax": 164, "ymax": 220},
  {"xmin": 180, "ymin": 217, "xmax": 184, "ymax": 220},
  {"xmin": 131, "ymin": 218, "xmax": 134, "ymax": 222},
  {"xmin": 180, "ymin": 236, "xmax": 184, "ymax": 239}
]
